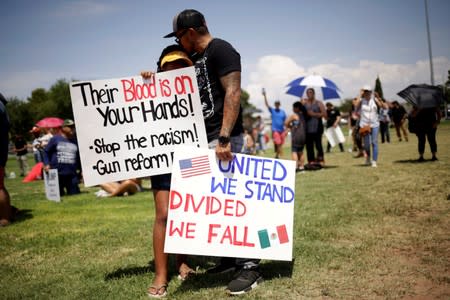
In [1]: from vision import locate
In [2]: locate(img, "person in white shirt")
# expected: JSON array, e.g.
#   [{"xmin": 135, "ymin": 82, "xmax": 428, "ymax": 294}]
[{"xmin": 354, "ymin": 85, "xmax": 386, "ymax": 167}]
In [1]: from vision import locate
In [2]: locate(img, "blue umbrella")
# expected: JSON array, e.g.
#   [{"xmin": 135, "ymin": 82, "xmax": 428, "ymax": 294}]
[{"xmin": 286, "ymin": 75, "xmax": 341, "ymax": 100}]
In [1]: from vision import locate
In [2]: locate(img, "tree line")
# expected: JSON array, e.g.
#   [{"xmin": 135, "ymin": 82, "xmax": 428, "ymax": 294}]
[{"xmin": 6, "ymin": 79, "xmax": 74, "ymax": 138}]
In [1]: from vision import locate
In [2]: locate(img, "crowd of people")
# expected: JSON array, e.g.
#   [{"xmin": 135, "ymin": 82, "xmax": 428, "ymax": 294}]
[
  {"xmin": 0, "ymin": 8, "xmax": 444, "ymax": 299},
  {"xmin": 247, "ymin": 84, "xmax": 441, "ymax": 170}
]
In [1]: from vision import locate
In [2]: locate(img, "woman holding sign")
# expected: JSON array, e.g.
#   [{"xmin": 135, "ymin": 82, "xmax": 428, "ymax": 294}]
[{"xmin": 142, "ymin": 45, "xmax": 196, "ymax": 298}]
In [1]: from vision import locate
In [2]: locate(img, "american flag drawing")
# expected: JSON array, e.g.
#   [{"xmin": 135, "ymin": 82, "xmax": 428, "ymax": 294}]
[{"xmin": 179, "ymin": 155, "xmax": 211, "ymax": 178}]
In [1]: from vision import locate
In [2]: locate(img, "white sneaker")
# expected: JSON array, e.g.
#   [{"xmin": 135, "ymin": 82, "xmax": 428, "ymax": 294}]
[
  {"xmin": 371, "ymin": 161, "xmax": 377, "ymax": 167},
  {"xmin": 95, "ymin": 189, "xmax": 110, "ymax": 198}
]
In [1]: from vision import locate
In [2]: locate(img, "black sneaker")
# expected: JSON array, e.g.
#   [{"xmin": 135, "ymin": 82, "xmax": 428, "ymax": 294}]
[
  {"xmin": 226, "ymin": 268, "xmax": 263, "ymax": 295},
  {"xmin": 206, "ymin": 257, "xmax": 236, "ymax": 274},
  {"xmin": 431, "ymin": 156, "xmax": 438, "ymax": 161},
  {"xmin": 417, "ymin": 156, "xmax": 425, "ymax": 162}
]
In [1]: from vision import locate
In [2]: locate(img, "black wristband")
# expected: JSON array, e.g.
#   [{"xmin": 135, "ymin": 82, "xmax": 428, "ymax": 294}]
[{"xmin": 218, "ymin": 135, "xmax": 230, "ymax": 146}]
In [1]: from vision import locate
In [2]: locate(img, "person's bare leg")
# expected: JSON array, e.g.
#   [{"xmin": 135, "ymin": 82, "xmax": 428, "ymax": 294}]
[
  {"xmin": 98, "ymin": 182, "xmax": 120, "ymax": 194},
  {"xmin": 275, "ymin": 144, "xmax": 282, "ymax": 158},
  {"xmin": 298, "ymin": 151, "xmax": 305, "ymax": 169},
  {"xmin": 291, "ymin": 152, "xmax": 298, "ymax": 168},
  {"xmin": 109, "ymin": 180, "xmax": 138, "ymax": 197},
  {"xmin": 151, "ymin": 189, "xmax": 169, "ymax": 288}
]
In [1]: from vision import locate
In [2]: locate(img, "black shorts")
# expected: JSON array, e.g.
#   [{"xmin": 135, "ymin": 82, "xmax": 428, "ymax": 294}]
[
  {"xmin": 291, "ymin": 144, "xmax": 305, "ymax": 153},
  {"xmin": 150, "ymin": 173, "xmax": 171, "ymax": 191}
]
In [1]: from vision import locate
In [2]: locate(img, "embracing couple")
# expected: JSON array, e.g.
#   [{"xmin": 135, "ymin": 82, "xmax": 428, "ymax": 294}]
[{"xmin": 142, "ymin": 9, "xmax": 262, "ymax": 298}]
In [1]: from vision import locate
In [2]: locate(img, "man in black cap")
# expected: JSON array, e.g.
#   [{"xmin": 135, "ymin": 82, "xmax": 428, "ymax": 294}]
[{"xmin": 164, "ymin": 9, "xmax": 262, "ymax": 295}]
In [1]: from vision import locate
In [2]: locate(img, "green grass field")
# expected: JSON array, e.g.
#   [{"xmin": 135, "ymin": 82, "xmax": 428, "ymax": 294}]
[{"xmin": 1, "ymin": 123, "xmax": 449, "ymax": 299}]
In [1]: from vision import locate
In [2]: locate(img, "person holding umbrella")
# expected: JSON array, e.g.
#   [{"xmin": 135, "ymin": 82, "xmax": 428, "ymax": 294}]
[
  {"xmin": 397, "ymin": 84, "xmax": 444, "ymax": 161},
  {"xmin": 354, "ymin": 85, "xmax": 386, "ymax": 167},
  {"xmin": 37, "ymin": 127, "xmax": 53, "ymax": 150},
  {"xmin": 409, "ymin": 106, "xmax": 441, "ymax": 161},
  {"xmin": 302, "ymin": 88, "xmax": 327, "ymax": 167}
]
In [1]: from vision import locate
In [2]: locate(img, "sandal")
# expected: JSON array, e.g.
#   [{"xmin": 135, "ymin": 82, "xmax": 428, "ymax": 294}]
[{"xmin": 147, "ymin": 284, "xmax": 167, "ymax": 298}]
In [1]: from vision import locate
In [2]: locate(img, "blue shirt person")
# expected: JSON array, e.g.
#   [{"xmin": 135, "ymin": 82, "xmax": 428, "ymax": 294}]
[
  {"xmin": 43, "ymin": 124, "xmax": 81, "ymax": 196},
  {"xmin": 263, "ymin": 89, "xmax": 286, "ymax": 158}
]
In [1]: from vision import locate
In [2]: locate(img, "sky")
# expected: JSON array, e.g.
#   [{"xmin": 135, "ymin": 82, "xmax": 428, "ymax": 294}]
[{"xmin": 1, "ymin": 0, "xmax": 450, "ymax": 114}]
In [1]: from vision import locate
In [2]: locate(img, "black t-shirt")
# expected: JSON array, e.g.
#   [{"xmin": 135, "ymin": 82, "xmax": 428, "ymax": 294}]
[
  {"xmin": 326, "ymin": 107, "xmax": 341, "ymax": 128},
  {"xmin": 15, "ymin": 138, "xmax": 28, "ymax": 156},
  {"xmin": 191, "ymin": 38, "xmax": 244, "ymax": 142},
  {"xmin": 415, "ymin": 108, "xmax": 437, "ymax": 130},
  {"xmin": 391, "ymin": 105, "xmax": 406, "ymax": 124}
]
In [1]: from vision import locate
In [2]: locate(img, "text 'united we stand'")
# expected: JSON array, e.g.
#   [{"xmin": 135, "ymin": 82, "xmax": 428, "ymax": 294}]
[{"xmin": 164, "ymin": 147, "xmax": 297, "ymax": 261}]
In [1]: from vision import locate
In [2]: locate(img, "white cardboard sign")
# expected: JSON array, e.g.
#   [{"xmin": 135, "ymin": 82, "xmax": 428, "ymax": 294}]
[
  {"xmin": 44, "ymin": 169, "xmax": 61, "ymax": 202},
  {"xmin": 325, "ymin": 126, "xmax": 345, "ymax": 147},
  {"xmin": 164, "ymin": 146, "xmax": 296, "ymax": 261},
  {"xmin": 69, "ymin": 67, "xmax": 208, "ymax": 186}
]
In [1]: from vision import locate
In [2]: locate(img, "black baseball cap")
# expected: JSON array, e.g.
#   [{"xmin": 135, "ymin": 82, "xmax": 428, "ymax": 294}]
[{"xmin": 164, "ymin": 9, "xmax": 206, "ymax": 38}]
